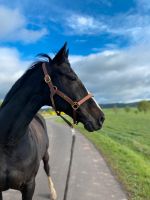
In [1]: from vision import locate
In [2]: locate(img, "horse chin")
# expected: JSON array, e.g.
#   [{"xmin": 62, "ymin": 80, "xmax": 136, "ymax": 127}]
[
  {"xmin": 84, "ymin": 121, "xmax": 102, "ymax": 132},
  {"xmin": 84, "ymin": 123, "xmax": 95, "ymax": 132}
]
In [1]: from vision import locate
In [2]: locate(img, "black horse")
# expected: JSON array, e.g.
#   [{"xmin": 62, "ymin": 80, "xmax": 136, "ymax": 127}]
[{"xmin": 0, "ymin": 43, "xmax": 104, "ymax": 200}]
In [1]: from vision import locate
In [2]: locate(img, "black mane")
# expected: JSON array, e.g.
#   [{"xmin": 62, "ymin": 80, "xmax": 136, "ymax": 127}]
[{"xmin": 1, "ymin": 54, "xmax": 51, "ymax": 108}]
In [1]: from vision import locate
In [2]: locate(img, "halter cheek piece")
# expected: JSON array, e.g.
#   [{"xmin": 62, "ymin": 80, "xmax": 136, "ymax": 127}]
[{"xmin": 42, "ymin": 63, "xmax": 93, "ymax": 127}]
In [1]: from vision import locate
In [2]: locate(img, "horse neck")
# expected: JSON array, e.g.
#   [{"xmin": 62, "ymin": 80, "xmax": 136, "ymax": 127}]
[{"xmin": 0, "ymin": 66, "xmax": 47, "ymax": 145}]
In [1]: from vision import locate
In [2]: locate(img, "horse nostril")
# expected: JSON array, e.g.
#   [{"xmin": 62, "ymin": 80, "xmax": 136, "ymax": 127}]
[{"xmin": 99, "ymin": 115, "xmax": 105, "ymax": 126}]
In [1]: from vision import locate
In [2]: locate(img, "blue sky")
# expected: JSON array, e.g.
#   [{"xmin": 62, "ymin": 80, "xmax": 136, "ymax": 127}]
[
  {"xmin": 0, "ymin": 0, "xmax": 136, "ymax": 55},
  {"xmin": 0, "ymin": 0, "xmax": 150, "ymax": 103}
]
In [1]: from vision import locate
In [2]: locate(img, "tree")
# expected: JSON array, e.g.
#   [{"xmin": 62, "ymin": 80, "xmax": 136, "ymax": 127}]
[
  {"xmin": 124, "ymin": 106, "xmax": 130, "ymax": 113},
  {"xmin": 137, "ymin": 101, "xmax": 150, "ymax": 113}
]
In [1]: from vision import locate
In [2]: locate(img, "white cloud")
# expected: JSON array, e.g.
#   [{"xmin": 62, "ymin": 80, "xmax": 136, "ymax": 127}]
[
  {"xmin": 106, "ymin": 13, "xmax": 150, "ymax": 44},
  {"xmin": 70, "ymin": 44, "xmax": 150, "ymax": 103},
  {"xmin": 14, "ymin": 28, "xmax": 48, "ymax": 44},
  {"xmin": 64, "ymin": 2, "xmax": 150, "ymax": 45},
  {"xmin": 0, "ymin": 6, "xmax": 25, "ymax": 37},
  {"xmin": 65, "ymin": 14, "xmax": 108, "ymax": 35},
  {"xmin": 0, "ymin": 47, "xmax": 30, "ymax": 98},
  {"xmin": 0, "ymin": 5, "xmax": 47, "ymax": 43},
  {"xmin": 136, "ymin": 0, "xmax": 150, "ymax": 12}
]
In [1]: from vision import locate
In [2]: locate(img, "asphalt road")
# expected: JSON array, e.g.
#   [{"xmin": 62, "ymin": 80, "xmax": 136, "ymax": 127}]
[{"xmin": 3, "ymin": 118, "xmax": 128, "ymax": 200}]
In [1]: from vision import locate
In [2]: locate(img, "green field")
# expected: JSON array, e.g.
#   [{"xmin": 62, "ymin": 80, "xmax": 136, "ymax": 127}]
[{"xmin": 77, "ymin": 109, "xmax": 150, "ymax": 200}]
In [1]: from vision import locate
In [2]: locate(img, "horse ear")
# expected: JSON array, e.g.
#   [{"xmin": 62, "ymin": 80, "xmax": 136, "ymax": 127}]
[
  {"xmin": 53, "ymin": 42, "xmax": 68, "ymax": 63},
  {"xmin": 66, "ymin": 48, "xmax": 69, "ymax": 58}
]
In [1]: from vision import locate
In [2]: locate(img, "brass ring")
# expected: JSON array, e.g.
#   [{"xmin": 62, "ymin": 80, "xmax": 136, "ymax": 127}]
[
  {"xmin": 53, "ymin": 86, "xmax": 57, "ymax": 91},
  {"xmin": 72, "ymin": 102, "xmax": 79, "ymax": 110},
  {"xmin": 44, "ymin": 75, "xmax": 51, "ymax": 83}
]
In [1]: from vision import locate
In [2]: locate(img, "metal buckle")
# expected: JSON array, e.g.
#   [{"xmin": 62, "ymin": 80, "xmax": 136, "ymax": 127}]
[
  {"xmin": 53, "ymin": 86, "xmax": 57, "ymax": 91},
  {"xmin": 72, "ymin": 102, "xmax": 79, "ymax": 110},
  {"xmin": 44, "ymin": 75, "xmax": 51, "ymax": 83}
]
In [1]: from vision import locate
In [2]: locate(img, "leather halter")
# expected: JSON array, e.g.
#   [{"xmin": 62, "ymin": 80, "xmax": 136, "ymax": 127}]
[{"xmin": 42, "ymin": 63, "xmax": 93, "ymax": 127}]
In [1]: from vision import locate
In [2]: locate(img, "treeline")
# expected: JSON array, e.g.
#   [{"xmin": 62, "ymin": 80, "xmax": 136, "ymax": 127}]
[
  {"xmin": 101, "ymin": 102, "xmax": 137, "ymax": 109},
  {"xmin": 113, "ymin": 100, "xmax": 150, "ymax": 113}
]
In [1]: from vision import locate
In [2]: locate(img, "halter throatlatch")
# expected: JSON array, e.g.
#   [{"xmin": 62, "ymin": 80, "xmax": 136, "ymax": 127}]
[{"xmin": 42, "ymin": 63, "xmax": 93, "ymax": 128}]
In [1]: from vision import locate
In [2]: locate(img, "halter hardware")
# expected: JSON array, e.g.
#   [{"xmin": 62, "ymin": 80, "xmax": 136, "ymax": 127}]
[
  {"xmin": 72, "ymin": 102, "xmax": 79, "ymax": 110},
  {"xmin": 53, "ymin": 86, "xmax": 57, "ymax": 91},
  {"xmin": 44, "ymin": 74, "xmax": 51, "ymax": 83}
]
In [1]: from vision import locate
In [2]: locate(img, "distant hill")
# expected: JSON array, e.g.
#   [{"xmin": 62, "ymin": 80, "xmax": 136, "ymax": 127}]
[{"xmin": 101, "ymin": 102, "xmax": 138, "ymax": 109}]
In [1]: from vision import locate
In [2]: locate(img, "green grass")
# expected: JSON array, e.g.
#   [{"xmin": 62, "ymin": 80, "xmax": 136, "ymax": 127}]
[{"xmin": 76, "ymin": 109, "xmax": 150, "ymax": 200}]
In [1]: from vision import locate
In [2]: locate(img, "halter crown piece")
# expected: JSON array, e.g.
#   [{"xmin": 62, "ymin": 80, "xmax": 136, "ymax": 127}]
[{"xmin": 42, "ymin": 63, "xmax": 93, "ymax": 128}]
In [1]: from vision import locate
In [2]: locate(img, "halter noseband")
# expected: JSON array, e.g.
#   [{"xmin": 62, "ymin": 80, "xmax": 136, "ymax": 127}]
[{"xmin": 42, "ymin": 63, "xmax": 92, "ymax": 127}]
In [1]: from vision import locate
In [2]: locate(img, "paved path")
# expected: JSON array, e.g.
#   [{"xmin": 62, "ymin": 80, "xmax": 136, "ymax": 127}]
[{"xmin": 3, "ymin": 118, "xmax": 128, "ymax": 200}]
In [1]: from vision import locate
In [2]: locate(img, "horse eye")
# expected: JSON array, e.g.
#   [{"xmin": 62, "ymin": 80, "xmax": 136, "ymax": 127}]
[{"xmin": 57, "ymin": 68, "xmax": 77, "ymax": 81}]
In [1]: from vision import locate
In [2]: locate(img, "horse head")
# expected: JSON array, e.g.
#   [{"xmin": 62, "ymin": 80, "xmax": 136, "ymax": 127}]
[{"xmin": 42, "ymin": 43, "xmax": 105, "ymax": 132}]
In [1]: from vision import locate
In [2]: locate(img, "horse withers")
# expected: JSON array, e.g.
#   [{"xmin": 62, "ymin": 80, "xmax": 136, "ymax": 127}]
[{"xmin": 0, "ymin": 43, "xmax": 104, "ymax": 200}]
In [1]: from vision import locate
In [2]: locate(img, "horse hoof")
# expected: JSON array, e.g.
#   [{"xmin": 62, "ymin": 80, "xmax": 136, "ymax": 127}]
[{"xmin": 48, "ymin": 176, "xmax": 57, "ymax": 200}]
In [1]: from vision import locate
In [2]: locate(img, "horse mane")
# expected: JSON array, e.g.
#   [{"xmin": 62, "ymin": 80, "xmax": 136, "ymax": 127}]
[{"xmin": 1, "ymin": 54, "xmax": 51, "ymax": 109}]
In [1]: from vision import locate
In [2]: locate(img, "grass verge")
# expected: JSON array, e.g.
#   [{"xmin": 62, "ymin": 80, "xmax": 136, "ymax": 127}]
[{"xmin": 56, "ymin": 109, "xmax": 150, "ymax": 200}]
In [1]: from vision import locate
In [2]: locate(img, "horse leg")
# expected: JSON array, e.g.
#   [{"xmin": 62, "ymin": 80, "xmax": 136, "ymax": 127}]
[
  {"xmin": 0, "ymin": 192, "xmax": 3, "ymax": 200},
  {"xmin": 43, "ymin": 151, "xmax": 57, "ymax": 200},
  {"xmin": 21, "ymin": 179, "xmax": 35, "ymax": 200}
]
